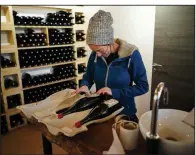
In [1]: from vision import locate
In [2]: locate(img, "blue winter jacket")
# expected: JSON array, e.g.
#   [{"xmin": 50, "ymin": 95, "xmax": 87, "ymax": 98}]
[{"xmin": 80, "ymin": 38, "xmax": 149, "ymax": 116}]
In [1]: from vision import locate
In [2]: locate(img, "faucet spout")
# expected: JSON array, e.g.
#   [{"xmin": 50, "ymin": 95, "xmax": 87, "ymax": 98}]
[
  {"xmin": 150, "ymin": 82, "xmax": 169, "ymax": 136},
  {"xmin": 145, "ymin": 82, "xmax": 169, "ymax": 154}
]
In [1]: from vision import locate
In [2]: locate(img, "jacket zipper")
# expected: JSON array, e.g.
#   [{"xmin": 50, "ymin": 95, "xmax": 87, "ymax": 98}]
[
  {"xmin": 101, "ymin": 57, "xmax": 130, "ymax": 109},
  {"xmin": 101, "ymin": 57, "xmax": 112, "ymax": 87}
]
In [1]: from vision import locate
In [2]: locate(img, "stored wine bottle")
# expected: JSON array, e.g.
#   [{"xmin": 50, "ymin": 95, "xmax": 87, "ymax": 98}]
[
  {"xmin": 78, "ymin": 64, "xmax": 86, "ymax": 73},
  {"xmin": 7, "ymin": 94, "xmax": 21, "ymax": 109},
  {"xmin": 1, "ymin": 95, "xmax": 5, "ymax": 113},
  {"xmin": 22, "ymin": 73, "xmax": 33, "ymax": 87},
  {"xmin": 1, "ymin": 56, "xmax": 16, "ymax": 68},
  {"xmin": 23, "ymin": 80, "xmax": 74, "ymax": 104},
  {"xmin": 75, "ymin": 14, "xmax": 85, "ymax": 24},
  {"xmin": 13, "ymin": 10, "xmax": 18, "ymax": 17},
  {"xmin": 38, "ymin": 75, "xmax": 45, "ymax": 84},
  {"xmin": 77, "ymin": 47, "xmax": 87, "ymax": 58},
  {"xmin": 76, "ymin": 36, "xmax": 85, "ymax": 41},
  {"xmin": 16, "ymin": 29, "xmax": 47, "ymax": 47},
  {"xmin": 13, "ymin": 11, "xmax": 44, "ymax": 26},
  {"xmin": 1, "ymin": 116, "xmax": 8, "ymax": 134},
  {"xmin": 49, "ymin": 28, "xmax": 74, "ymax": 45},
  {"xmin": 57, "ymin": 95, "xmax": 105, "ymax": 118},
  {"xmin": 77, "ymin": 47, "xmax": 86, "ymax": 56},
  {"xmin": 13, "ymin": 10, "xmax": 22, "ymax": 25},
  {"xmin": 10, "ymin": 114, "xmax": 24, "ymax": 128},
  {"xmin": 25, "ymin": 28, "xmax": 35, "ymax": 34},
  {"xmin": 76, "ymin": 31, "xmax": 85, "ymax": 41},
  {"xmin": 4, "ymin": 78, "xmax": 18, "ymax": 89},
  {"xmin": 77, "ymin": 32, "xmax": 85, "ymax": 37},
  {"xmin": 57, "ymin": 10, "xmax": 72, "ymax": 16}
]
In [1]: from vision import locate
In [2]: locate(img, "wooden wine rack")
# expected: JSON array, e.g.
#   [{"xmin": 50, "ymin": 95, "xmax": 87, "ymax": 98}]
[{"xmin": 1, "ymin": 6, "xmax": 88, "ymax": 133}]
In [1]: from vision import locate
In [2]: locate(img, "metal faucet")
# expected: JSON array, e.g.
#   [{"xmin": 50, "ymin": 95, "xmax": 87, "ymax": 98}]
[
  {"xmin": 150, "ymin": 82, "xmax": 169, "ymax": 137},
  {"xmin": 146, "ymin": 82, "xmax": 169, "ymax": 154}
]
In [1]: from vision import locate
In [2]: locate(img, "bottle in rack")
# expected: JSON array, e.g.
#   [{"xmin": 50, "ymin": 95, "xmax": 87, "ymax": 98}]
[
  {"xmin": 10, "ymin": 113, "xmax": 24, "ymax": 128},
  {"xmin": 46, "ymin": 11, "xmax": 74, "ymax": 26},
  {"xmin": 76, "ymin": 31, "xmax": 86, "ymax": 41},
  {"xmin": 1, "ymin": 116, "xmax": 8, "ymax": 134},
  {"xmin": 13, "ymin": 10, "xmax": 44, "ymax": 26},
  {"xmin": 16, "ymin": 29, "xmax": 47, "ymax": 47},
  {"xmin": 77, "ymin": 47, "xmax": 87, "ymax": 58},
  {"xmin": 52, "ymin": 64, "xmax": 76, "ymax": 79},
  {"xmin": 49, "ymin": 28, "xmax": 74, "ymax": 45},
  {"xmin": 22, "ymin": 73, "xmax": 33, "ymax": 87},
  {"xmin": 13, "ymin": 10, "xmax": 22, "ymax": 25},
  {"xmin": 4, "ymin": 78, "xmax": 18, "ymax": 89},
  {"xmin": 1, "ymin": 56, "xmax": 16, "ymax": 68},
  {"xmin": 75, "ymin": 14, "xmax": 85, "ymax": 24},
  {"xmin": 7, "ymin": 94, "xmax": 22, "ymax": 109},
  {"xmin": 23, "ymin": 80, "xmax": 77, "ymax": 104},
  {"xmin": 19, "ymin": 46, "xmax": 76, "ymax": 68},
  {"xmin": 78, "ymin": 64, "xmax": 86, "ymax": 74},
  {"xmin": 1, "ymin": 93, "xmax": 5, "ymax": 114}
]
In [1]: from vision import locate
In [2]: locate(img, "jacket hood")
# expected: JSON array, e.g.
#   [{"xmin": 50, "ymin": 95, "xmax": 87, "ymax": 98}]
[{"xmin": 115, "ymin": 38, "xmax": 139, "ymax": 58}]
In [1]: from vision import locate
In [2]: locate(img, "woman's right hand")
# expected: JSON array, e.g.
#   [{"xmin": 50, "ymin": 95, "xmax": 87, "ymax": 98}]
[{"xmin": 71, "ymin": 85, "xmax": 91, "ymax": 96}]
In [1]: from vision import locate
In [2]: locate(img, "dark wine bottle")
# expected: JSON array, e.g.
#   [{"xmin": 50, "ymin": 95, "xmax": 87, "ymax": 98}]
[
  {"xmin": 76, "ymin": 36, "xmax": 85, "ymax": 41},
  {"xmin": 74, "ymin": 100, "xmax": 122, "ymax": 128},
  {"xmin": 22, "ymin": 73, "xmax": 32, "ymax": 87},
  {"xmin": 4, "ymin": 78, "xmax": 18, "ymax": 89},
  {"xmin": 1, "ymin": 56, "xmax": 16, "ymax": 68},
  {"xmin": 7, "ymin": 94, "xmax": 21, "ymax": 109},
  {"xmin": 10, "ymin": 113, "xmax": 24, "ymax": 128},
  {"xmin": 16, "ymin": 29, "xmax": 47, "ymax": 47},
  {"xmin": 78, "ymin": 64, "xmax": 86, "ymax": 73},
  {"xmin": 1, "ymin": 116, "xmax": 8, "ymax": 134},
  {"xmin": 57, "ymin": 95, "xmax": 105, "ymax": 119},
  {"xmin": 75, "ymin": 14, "xmax": 85, "ymax": 24},
  {"xmin": 1, "ymin": 94, "xmax": 5, "ymax": 113},
  {"xmin": 25, "ymin": 28, "xmax": 35, "ymax": 34}
]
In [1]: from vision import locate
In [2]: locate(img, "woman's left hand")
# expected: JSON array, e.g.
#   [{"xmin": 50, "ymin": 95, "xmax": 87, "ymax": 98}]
[{"xmin": 96, "ymin": 87, "xmax": 112, "ymax": 96}]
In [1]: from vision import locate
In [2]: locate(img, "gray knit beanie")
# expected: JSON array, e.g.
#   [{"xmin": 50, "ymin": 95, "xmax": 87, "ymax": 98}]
[{"xmin": 86, "ymin": 10, "xmax": 114, "ymax": 45}]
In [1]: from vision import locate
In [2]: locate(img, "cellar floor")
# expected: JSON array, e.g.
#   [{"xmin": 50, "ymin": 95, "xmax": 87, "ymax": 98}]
[{"xmin": 1, "ymin": 123, "xmax": 67, "ymax": 154}]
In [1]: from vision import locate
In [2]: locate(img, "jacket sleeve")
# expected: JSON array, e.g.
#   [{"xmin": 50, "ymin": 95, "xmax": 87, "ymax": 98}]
[
  {"xmin": 80, "ymin": 52, "xmax": 95, "ymax": 89},
  {"xmin": 111, "ymin": 50, "xmax": 149, "ymax": 101}
]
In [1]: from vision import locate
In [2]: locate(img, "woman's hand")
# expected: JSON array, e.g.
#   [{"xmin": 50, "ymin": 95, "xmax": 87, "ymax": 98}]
[
  {"xmin": 71, "ymin": 85, "xmax": 91, "ymax": 96},
  {"xmin": 96, "ymin": 87, "xmax": 112, "ymax": 96}
]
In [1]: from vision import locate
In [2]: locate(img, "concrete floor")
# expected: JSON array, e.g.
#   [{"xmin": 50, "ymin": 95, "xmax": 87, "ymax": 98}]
[{"xmin": 1, "ymin": 124, "xmax": 67, "ymax": 154}]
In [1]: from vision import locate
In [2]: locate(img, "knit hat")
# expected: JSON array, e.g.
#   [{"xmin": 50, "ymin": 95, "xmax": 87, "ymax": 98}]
[{"xmin": 86, "ymin": 10, "xmax": 114, "ymax": 45}]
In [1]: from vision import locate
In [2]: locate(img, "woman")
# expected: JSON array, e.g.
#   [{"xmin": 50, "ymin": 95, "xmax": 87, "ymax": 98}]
[{"xmin": 73, "ymin": 10, "xmax": 149, "ymax": 123}]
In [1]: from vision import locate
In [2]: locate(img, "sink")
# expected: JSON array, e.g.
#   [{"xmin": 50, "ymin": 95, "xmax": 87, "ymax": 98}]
[{"xmin": 139, "ymin": 109, "xmax": 194, "ymax": 155}]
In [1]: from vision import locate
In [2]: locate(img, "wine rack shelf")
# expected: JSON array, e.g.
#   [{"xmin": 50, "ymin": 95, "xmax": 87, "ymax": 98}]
[
  {"xmin": 7, "ymin": 108, "xmax": 21, "ymax": 116},
  {"xmin": 1, "ymin": 45, "xmax": 17, "ymax": 50},
  {"xmin": 1, "ymin": 47, "xmax": 17, "ymax": 54},
  {"xmin": 2, "ymin": 87, "xmax": 22, "ymax": 97},
  {"xmin": 2, "ymin": 23, "xmax": 13, "ymax": 30},
  {"xmin": 1, "ymin": 67, "xmax": 19, "ymax": 76},
  {"xmin": 1, "ymin": 6, "xmax": 88, "ymax": 134}
]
